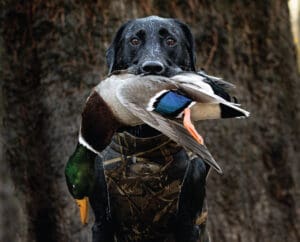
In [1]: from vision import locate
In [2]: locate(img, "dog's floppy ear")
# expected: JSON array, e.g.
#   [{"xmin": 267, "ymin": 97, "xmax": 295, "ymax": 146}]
[
  {"xmin": 106, "ymin": 20, "xmax": 132, "ymax": 74},
  {"xmin": 174, "ymin": 20, "xmax": 196, "ymax": 71}
]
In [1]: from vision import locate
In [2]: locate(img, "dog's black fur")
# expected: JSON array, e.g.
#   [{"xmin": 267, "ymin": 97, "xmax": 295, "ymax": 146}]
[{"xmin": 91, "ymin": 16, "xmax": 208, "ymax": 242}]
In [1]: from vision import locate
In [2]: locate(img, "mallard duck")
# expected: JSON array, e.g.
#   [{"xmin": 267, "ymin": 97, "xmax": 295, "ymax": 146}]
[{"xmin": 65, "ymin": 71, "xmax": 249, "ymax": 224}]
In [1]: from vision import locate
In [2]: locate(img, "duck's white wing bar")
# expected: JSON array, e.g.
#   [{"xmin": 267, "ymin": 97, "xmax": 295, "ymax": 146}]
[{"xmin": 146, "ymin": 89, "xmax": 169, "ymax": 111}]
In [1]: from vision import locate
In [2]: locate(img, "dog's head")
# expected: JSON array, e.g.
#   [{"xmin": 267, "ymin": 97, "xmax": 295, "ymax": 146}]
[{"xmin": 106, "ymin": 16, "xmax": 196, "ymax": 77}]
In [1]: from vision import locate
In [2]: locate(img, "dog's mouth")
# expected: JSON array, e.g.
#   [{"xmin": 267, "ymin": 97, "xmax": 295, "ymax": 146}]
[
  {"xmin": 127, "ymin": 65, "xmax": 183, "ymax": 77},
  {"xmin": 127, "ymin": 65, "xmax": 140, "ymax": 75}
]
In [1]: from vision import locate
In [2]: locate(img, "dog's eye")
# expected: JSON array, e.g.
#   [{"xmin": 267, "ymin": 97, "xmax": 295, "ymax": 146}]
[
  {"xmin": 130, "ymin": 38, "xmax": 141, "ymax": 46},
  {"xmin": 166, "ymin": 38, "xmax": 176, "ymax": 47}
]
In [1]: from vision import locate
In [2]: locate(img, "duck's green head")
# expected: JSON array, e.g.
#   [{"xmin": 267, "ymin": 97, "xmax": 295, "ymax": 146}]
[{"xmin": 65, "ymin": 144, "xmax": 96, "ymax": 199}]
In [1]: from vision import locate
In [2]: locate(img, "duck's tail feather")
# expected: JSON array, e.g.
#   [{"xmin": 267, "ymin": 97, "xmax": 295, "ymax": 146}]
[{"xmin": 220, "ymin": 103, "xmax": 250, "ymax": 118}]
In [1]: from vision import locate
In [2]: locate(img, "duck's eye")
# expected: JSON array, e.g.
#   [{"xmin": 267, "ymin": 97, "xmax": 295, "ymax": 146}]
[
  {"xmin": 130, "ymin": 38, "xmax": 141, "ymax": 46},
  {"xmin": 166, "ymin": 38, "xmax": 176, "ymax": 47}
]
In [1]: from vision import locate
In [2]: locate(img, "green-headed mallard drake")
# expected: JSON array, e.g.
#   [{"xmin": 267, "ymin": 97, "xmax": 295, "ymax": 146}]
[{"xmin": 65, "ymin": 71, "xmax": 249, "ymax": 224}]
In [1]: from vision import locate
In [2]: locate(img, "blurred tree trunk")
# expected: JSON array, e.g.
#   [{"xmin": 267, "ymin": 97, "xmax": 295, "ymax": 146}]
[{"xmin": 1, "ymin": 0, "xmax": 299, "ymax": 241}]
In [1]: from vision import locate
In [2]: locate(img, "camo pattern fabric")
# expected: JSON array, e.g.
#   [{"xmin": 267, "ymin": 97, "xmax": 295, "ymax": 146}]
[{"xmin": 101, "ymin": 131, "xmax": 210, "ymax": 242}]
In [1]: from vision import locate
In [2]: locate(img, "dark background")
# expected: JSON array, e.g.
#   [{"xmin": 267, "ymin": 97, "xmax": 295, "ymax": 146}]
[{"xmin": 0, "ymin": 1, "xmax": 299, "ymax": 241}]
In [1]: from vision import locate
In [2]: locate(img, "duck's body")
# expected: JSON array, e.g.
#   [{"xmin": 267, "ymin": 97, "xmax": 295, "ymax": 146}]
[
  {"xmin": 65, "ymin": 71, "xmax": 249, "ymax": 223},
  {"xmin": 78, "ymin": 71, "xmax": 249, "ymax": 172}
]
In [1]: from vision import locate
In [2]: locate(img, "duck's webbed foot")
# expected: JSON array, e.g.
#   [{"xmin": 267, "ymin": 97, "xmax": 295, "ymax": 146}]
[
  {"xmin": 183, "ymin": 108, "xmax": 204, "ymax": 145},
  {"xmin": 90, "ymin": 156, "xmax": 114, "ymax": 242},
  {"xmin": 173, "ymin": 157, "xmax": 210, "ymax": 242}
]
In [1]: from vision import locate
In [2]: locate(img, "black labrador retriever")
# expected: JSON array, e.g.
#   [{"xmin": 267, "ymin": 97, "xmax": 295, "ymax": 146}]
[
  {"xmin": 106, "ymin": 16, "xmax": 196, "ymax": 77},
  {"xmin": 91, "ymin": 16, "xmax": 209, "ymax": 242}
]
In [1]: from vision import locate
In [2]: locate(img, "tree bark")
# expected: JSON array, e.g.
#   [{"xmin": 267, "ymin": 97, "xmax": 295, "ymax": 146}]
[{"xmin": 1, "ymin": 0, "xmax": 299, "ymax": 241}]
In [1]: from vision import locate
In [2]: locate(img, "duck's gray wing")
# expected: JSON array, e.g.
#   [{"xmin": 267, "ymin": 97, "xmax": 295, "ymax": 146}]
[{"xmin": 116, "ymin": 82, "xmax": 222, "ymax": 174}]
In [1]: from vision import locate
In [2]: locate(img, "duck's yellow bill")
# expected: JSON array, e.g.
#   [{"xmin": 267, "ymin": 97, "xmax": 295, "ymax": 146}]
[
  {"xmin": 76, "ymin": 197, "xmax": 88, "ymax": 225},
  {"xmin": 183, "ymin": 108, "xmax": 204, "ymax": 145}
]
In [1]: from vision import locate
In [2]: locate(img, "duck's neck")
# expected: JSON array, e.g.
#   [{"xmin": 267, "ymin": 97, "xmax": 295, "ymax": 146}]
[{"xmin": 80, "ymin": 91, "xmax": 122, "ymax": 153}]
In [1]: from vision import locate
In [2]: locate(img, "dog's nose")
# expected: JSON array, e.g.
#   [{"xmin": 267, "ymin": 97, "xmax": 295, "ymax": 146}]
[{"xmin": 141, "ymin": 61, "xmax": 165, "ymax": 74}]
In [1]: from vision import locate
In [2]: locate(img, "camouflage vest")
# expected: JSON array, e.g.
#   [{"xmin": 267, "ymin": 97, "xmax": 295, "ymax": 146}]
[{"xmin": 101, "ymin": 131, "xmax": 209, "ymax": 242}]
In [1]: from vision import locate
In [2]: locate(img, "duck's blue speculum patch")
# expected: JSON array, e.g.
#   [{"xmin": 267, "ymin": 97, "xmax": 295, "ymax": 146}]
[{"xmin": 153, "ymin": 90, "xmax": 193, "ymax": 117}]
